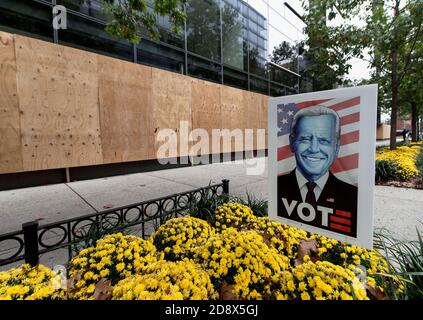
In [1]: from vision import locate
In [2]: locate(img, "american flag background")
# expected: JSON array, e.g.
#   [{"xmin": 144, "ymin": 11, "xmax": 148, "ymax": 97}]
[{"xmin": 277, "ymin": 96, "xmax": 360, "ymax": 186}]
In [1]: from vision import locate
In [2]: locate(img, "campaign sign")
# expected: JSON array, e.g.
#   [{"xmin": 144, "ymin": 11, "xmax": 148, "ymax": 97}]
[{"xmin": 268, "ymin": 85, "xmax": 377, "ymax": 249}]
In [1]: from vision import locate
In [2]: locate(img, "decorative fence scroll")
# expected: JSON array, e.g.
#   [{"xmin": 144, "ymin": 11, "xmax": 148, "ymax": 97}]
[{"xmin": 0, "ymin": 180, "xmax": 229, "ymax": 267}]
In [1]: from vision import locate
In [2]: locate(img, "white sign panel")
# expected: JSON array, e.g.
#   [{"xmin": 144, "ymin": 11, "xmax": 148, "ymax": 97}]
[{"xmin": 268, "ymin": 85, "xmax": 377, "ymax": 249}]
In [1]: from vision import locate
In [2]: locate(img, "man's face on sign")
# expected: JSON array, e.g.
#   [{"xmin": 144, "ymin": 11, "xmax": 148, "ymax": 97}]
[{"xmin": 290, "ymin": 114, "xmax": 339, "ymax": 181}]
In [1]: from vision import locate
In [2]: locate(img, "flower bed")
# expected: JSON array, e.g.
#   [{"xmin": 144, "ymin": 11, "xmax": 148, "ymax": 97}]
[
  {"xmin": 376, "ymin": 144, "xmax": 422, "ymax": 182},
  {"xmin": 0, "ymin": 264, "xmax": 66, "ymax": 300},
  {"xmin": 0, "ymin": 203, "xmax": 408, "ymax": 300}
]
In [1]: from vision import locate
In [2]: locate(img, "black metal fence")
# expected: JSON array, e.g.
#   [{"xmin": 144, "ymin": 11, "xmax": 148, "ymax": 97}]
[{"xmin": 0, "ymin": 180, "xmax": 229, "ymax": 268}]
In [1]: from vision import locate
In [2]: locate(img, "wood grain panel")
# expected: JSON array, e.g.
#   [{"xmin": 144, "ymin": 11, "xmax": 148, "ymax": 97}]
[
  {"xmin": 191, "ymin": 79, "xmax": 221, "ymax": 155},
  {"xmin": 220, "ymin": 86, "xmax": 245, "ymax": 152},
  {"xmin": 0, "ymin": 32, "xmax": 23, "ymax": 173},
  {"xmin": 98, "ymin": 56, "xmax": 154, "ymax": 163},
  {"xmin": 152, "ymin": 68, "xmax": 192, "ymax": 159},
  {"xmin": 14, "ymin": 35, "xmax": 103, "ymax": 171}
]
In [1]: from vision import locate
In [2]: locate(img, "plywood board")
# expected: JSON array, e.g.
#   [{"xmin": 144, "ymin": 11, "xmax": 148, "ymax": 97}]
[
  {"xmin": 98, "ymin": 56, "xmax": 154, "ymax": 163},
  {"xmin": 14, "ymin": 35, "xmax": 103, "ymax": 171},
  {"xmin": 0, "ymin": 32, "xmax": 23, "ymax": 173},
  {"xmin": 191, "ymin": 79, "xmax": 221, "ymax": 156},
  {"xmin": 152, "ymin": 68, "xmax": 192, "ymax": 159},
  {"xmin": 220, "ymin": 85, "xmax": 246, "ymax": 153}
]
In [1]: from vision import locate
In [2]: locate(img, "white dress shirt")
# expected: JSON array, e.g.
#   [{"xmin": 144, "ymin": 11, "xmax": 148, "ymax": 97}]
[{"xmin": 295, "ymin": 169, "xmax": 329, "ymax": 202}]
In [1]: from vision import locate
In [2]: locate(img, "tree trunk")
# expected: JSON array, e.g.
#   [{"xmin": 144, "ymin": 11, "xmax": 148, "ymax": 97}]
[
  {"xmin": 389, "ymin": 1, "xmax": 400, "ymax": 150},
  {"xmin": 411, "ymin": 101, "xmax": 418, "ymax": 142},
  {"xmin": 389, "ymin": 49, "xmax": 398, "ymax": 150}
]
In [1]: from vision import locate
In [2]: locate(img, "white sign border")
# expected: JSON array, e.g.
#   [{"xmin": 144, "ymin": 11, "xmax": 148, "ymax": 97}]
[{"xmin": 268, "ymin": 84, "xmax": 377, "ymax": 249}]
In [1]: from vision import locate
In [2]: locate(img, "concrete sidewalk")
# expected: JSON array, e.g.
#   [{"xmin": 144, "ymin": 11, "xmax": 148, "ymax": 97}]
[{"xmin": 0, "ymin": 158, "xmax": 422, "ymax": 241}]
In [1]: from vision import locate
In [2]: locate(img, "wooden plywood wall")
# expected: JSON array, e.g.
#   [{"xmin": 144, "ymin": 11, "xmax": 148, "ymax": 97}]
[
  {"xmin": 98, "ymin": 55, "xmax": 154, "ymax": 163},
  {"xmin": 0, "ymin": 32, "xmax": 23, "ymax": 173},
  {"xmin": 220, "ymin": 86, "xmax": 246, "ymax": 153},
  {"xmin": 0, "ymin": 32, "xmax": 269, "ymax": 175},
  {"xmin": 152, "ymin": 68, "xmax": 192, "ymax": 158},
  {"xmin": 192, "ymin": 79, "xmax": 221, "ymax": 155},
  {"xmin": 14, "ymin": 35, "xmax": 103, "ymax": 171}
]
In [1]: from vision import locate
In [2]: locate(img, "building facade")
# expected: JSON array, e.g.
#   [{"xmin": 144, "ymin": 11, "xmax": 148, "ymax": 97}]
[
  {"xmin": 0, "ymin": 0, "xmax": 312, "ymax": 189},
  {"xmin": 0, "ymin": 0, "xmax": 310, "ymax": 97}
]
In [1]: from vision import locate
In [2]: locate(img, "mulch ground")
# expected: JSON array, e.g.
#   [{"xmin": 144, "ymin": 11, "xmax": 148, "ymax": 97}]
[{"xmin": 376, "ymin": 178, "xmax": 423, "ymax": 189}]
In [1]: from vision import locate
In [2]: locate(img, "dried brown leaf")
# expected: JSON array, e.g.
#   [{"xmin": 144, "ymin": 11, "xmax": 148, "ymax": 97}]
[
  {"xmin": 93, "ymin": 278, "xmax": 114, "ymax": 300},
  {"xmin": 67, "ymin": 273, "xmax": 82, "ymax": 291},
  {"xmin": 365, "ymin": 284, "xmax": 389, "ymax": 300},
  {"xmin": 294, "ymin": 239, "xmax": 319, "ymax": 266},
  {"xmin": 219, "ymin": 281, "xmax": 238, "ymax": 300}
]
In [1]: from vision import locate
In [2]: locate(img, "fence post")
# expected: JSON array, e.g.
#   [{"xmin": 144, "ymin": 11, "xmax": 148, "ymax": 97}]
[
  {"xmin": 222, "ymin": 179, "xmax": 230, "ymax": 195},
  {"xmin": 22, "ymin": 221, "xmax": 39, "ymax": 267}
]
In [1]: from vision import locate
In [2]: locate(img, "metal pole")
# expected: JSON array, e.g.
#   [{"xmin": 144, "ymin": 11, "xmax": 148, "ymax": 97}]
[
  {"xmin": 52, "ymin": 0, "xmax": 59, "ymax": 44},
  {"xmin": 184, "ymin": 3, "xmax": 188, "ymax": 76},
  {"xmin": 22, "ymin": 221, "xmax": 39, "ymax": 267},
  {"xmin": 220, "ymin": 4, "xmax": 224, "ymax": 84},
  {"xmin": 222, "ymin": 179, "xmax": 230, "ymax": 195}
]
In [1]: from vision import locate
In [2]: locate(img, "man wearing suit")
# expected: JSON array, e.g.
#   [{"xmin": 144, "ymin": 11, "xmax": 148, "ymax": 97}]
[{"xmin": 277, "ymin": 105, "xmax": 357, "ymax": 237}]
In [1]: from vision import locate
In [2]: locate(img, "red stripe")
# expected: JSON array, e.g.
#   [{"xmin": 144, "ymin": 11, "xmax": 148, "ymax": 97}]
[
  {"xmin": 296, "ymin": 99, "xmax": 333, "ymax": 109},
  {"xmin": 340, "ymin": 112, "xmax": 360, "ymax": 126},
  {"xmin": 340, "ymin": 131, "xmax": 359, "ymax": 145},
  {"xmin": 330, "ymin": 153, "xmax": 359, "ymax": 173},
  {"xmin": 330, "ymin": 216, "xmax": 351, "ymax": 225},
  {"xmin": 329, "ymin": 97, "xmax": 360, "ymax": 112},
  {"xmin": 335, "ymin": 210, "xmax": 352, "ymax": 218},
  {"xmin": 277, "ymin": 145, "xmax": 293, "ymax": 161},
  {"xmin": 330, "ymin": 223, "xmax": 351, "ymax": 233}
]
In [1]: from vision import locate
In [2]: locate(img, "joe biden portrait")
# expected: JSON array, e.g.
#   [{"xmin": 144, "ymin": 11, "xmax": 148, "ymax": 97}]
[{"xmin": 277, "ymin": 105, "xmax": 358, "ymax": 237}]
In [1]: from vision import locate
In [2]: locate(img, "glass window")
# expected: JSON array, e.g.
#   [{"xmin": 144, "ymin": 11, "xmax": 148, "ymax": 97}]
[
  {"xmin": 188, "ymin": 54, "xmax": 222, "ymax": 83},
  {"xmin": 269, "ymin": 8, "xmax": 299, "ymax": 42},
  {"xmin": 222, "ymin": 2, "xmax": 245, "ymax": 70},
  {"xmin": 156, "ymin": 14, "xmax": 185, "ymax": 48},
  {"xmin": 57, "ymin": 0, "xmax": 107, "ymax": 21},
  {"xmin": 268, "ymin": 25, "xmax": 298, "ymax": 73},
  {"xmin": 249, "ymin": 46, "xmax": 267, "ymax": 77},
  {"xmin": 223, "ymin": 66, "xmax": 248, "ymax": 90},
  {"xmin": 58, "ymin": 13, "xmax": 134, "ymax": 61},
  {"xmin": 137, "ymin": 40, "xmax": 185, "ymax": 73},
  {"xmin": 250, "ymin": 75, "xmax": 268, "ymax": 95},
  {"xmin": 0, "ymin": 0, "xmax": 54, "ymax": 42},
  {"xmin": 186, "ymin": 0, "xmax": 221, "ymax": 62},
  {"xmin": 270, "ymin": 83, "xmax": 286, "ymax": 97},
  {"xmin": 299, "ymin": 76, "xmax": 313, "ymax": 93},
  {"xmin": 269, "ymin": 64, "xmax": 299, "ymax": 88},
  {"xmin": 286, "ymin": 87, "xmax": 298, "ymax": 95},
  {"xmin": 247, "ymin": 0, "xmax": 268, "ymax": 22},
  {"xmin": 268, "ymin": 0, "xmax": 285, "ymax": 15}
]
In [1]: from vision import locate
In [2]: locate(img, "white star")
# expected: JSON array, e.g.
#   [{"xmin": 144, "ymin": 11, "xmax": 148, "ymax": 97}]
[
  {"xmin": 287, "ymin": 110, "xmax": 294, "ymax": 116},
  {"xmin": 278, "ymin": 127, "xmax": 283, "ymax": 133},
  {"xmin": 277, "ymin": 108, "xmax": 284, "ymax": 114},
  {"xmin": 282, "ymin": 118, "xmax": 288, "ymax": 124}
]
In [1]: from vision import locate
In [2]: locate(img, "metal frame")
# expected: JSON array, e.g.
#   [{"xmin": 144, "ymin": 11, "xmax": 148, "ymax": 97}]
[{"xmin": 0, "ymin": 180, "xmax": 229, "ymax": 267}]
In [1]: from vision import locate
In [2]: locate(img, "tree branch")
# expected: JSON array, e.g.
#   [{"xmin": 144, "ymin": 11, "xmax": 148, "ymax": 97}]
[{"xmin": 398, "ymin": 16, "xmax": 423, "ymax": 84}]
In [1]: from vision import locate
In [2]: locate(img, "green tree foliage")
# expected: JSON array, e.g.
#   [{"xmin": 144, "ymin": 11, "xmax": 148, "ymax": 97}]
[
  {"xmin": 300, "ymin": 0, "xmax": 369, "ymax": 90},
  {"xmin": 301, "ymin": 0, "xmax": 423, "ymax": 149},
  {"xmin": 101, "ymin": 0, "xmax": 187, "ymax": 43},
  {"xmin": 368, "ymin": 0, "xmax": 423, "ymax": 148}
]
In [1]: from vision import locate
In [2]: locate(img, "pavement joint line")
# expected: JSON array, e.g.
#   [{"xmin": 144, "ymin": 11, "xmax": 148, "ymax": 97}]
[
  {"xmin": 142, "ymin": 172, "xmax": 202, "ymax": 189},
  {"xmin": 64, "ymin": 183, "xmax": 99, "ymax": 213}
]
